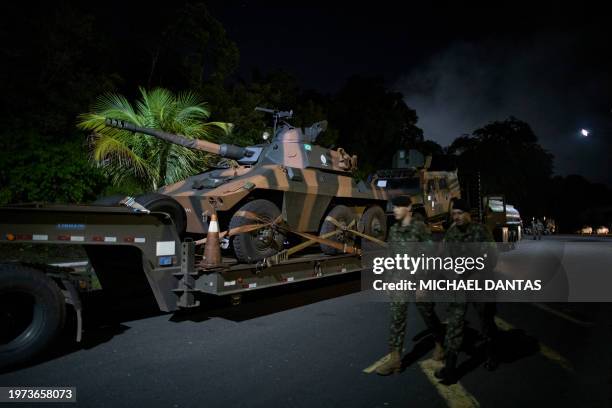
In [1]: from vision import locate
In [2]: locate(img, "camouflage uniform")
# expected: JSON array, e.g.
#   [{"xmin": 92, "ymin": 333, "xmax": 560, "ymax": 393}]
[
  {"xmin": 386, "ymin": 220, "xmax": 434, "ymax": 350},
  {"xmin": 532, "ymin": 219, "xmax": 547, "ymax": 240},
  {"xmin": 442, "ymin": 222, "xmax": 498, "ymax": 354}
]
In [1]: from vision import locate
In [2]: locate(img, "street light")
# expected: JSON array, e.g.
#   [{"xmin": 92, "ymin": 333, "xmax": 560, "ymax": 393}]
[{"xmin": 581, "ymin": 129, "xmax": 589, "ymax": 137}]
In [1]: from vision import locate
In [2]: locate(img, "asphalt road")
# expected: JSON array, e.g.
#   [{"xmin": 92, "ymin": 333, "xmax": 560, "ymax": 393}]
[{"xmin": 1, "ymin": 235, "xmax": 610, "ymax": 407}]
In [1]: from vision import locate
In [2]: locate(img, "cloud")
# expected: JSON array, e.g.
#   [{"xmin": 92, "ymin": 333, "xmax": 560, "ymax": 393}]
[{"xmin": 395, "ymin": 33, "xmax": 612, "ymax": 184}]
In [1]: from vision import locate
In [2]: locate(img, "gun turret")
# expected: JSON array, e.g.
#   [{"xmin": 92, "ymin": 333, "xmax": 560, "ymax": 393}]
[
  {"xmin": 105, "ymin": 118, "xmax": 252, "ymax": 160},
  {"xmin": 254, "ymin": 107, "xmax": 293, "ymax": 119}
]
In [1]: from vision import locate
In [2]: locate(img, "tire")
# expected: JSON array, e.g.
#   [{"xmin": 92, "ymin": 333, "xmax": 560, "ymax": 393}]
[
  {"xmin": 229, "ymin": 199, "xmax": 285, "ymax": 263},
  {"xmin": 0, "ymin": 264, "xmax": 66, "ymax": 369},
  {"xmin": 320, "ymin": 205, "xmax": 356, "ymax": 255},
  {"xmin": 361, "ymin": 205, "xmax": 388, "ymax": 241},
  {"xmin": 95, "ymin": 193, "xmax": 186, "ymax": 237},
  {"xmin": 133, "ymin": 193, "xmax": 187, "ymax": 237}
]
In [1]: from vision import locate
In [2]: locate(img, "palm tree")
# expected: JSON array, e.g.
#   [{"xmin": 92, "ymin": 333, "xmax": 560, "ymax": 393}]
[{"xmin": 78, "ymin": 87, "xmax": 232, "ymax": 190}]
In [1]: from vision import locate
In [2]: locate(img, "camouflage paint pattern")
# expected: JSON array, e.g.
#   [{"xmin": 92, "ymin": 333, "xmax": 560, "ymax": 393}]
[
  {"xmin": 105, "ymin": 119, "xmax": 387, "ymax": 236},
  {"xmin": 371, "ymin": 164, "xmax": 461, "ymax": 224}
]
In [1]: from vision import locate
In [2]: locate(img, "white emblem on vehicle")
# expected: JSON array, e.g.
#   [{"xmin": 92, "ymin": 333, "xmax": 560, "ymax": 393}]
[{"xmin": 320, "ymin": 154, "xmax": 327, "ymax": 165}]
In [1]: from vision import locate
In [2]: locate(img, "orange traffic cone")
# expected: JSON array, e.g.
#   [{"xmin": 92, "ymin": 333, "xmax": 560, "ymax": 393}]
[{"xmin": 203, "ymin": 212, "xmax": 222, "ymax": 268}]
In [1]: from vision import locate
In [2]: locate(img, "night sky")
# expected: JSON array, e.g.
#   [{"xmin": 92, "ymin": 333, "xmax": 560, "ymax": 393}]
[{"xmin": 208, "ymin": 2, "xmax": 612, "ymax": 185}]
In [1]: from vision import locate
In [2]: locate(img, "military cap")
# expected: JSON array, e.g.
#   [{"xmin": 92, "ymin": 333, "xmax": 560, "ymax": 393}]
[
  {"xmin": 452, "ymin": 198, "xmax": 470, "ymax": 212},
  {"xmin": 391, "ymin": 195, "xmax": 412, "ymax": 207}
]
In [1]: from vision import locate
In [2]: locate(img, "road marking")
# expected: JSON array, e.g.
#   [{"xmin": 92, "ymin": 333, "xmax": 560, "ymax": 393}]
[
  {"xmin": 419, "ymin": 359, "xmax": 480, "ymax": 408},
  {"xmin": 363, "ymin": 352, "xmax": 393, "ymax": 374},
  {"xmin": 364, "ymin": 355, "xmax": 480, "ymax": 408},
  {"xmin": 494, "ymin": 316, "xmax": 573, "ymax": 371},
  {"xmin": 49, "ymin": 261, "xmax": 89, "ymax": 268},
  {"xmin": 530, "ymin": 303, "xmax": 595, "ymax": 327}
]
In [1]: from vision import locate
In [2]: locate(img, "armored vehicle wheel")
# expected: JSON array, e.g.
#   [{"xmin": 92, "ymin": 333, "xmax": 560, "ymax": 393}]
[
  {"xmin": 134, "ymin": 193, "xmax": 187, "ymax": 237},
  {"xmin": 0, "ymin": 264, "xmax": 66, "ymax": 369},
  {"xmin": 320, "ymin": 205, "xmax": 357, "ymax": 255},
  {"xmin": 94, "ymin": 193, "xmax": 186, "ymax": 237},
  {"xmin": 230, "ymin": 199, "xmax": 285, "ymax": 263},
  {"xmin": 361, "ymin": 205, "xmax": 388, "ymax": 241}
]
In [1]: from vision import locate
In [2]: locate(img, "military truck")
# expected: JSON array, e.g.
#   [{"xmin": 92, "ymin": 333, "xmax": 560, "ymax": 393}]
[
  {"xmin": 370, "ymin": 150, "xmax": 522, "ymax": 243},
  {"xmin": 369, "ymin": 150, "xmax": 461, "ymax": 229},
  {"xmin": 100, "ymin": 109, "xmax": 388, "ymax": 263},
  {"xmin": 482, "ymin": 196, "xmax": 522, "ymax": 243}
]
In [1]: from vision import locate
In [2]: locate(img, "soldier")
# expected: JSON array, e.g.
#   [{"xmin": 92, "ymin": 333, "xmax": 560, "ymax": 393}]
[
  {"xmin": 434, "ymin": 198, "xmax": 499, "ymax": 382},
  {"xmin": 532, "ymin": 218, "xmax": 543, "ymax": 240},
  {"xmin": 376, "ymin": 195, "xmax": 442, "ymax": 375},
  {"xmin": 536, "ymin": 219, "xmax": 544, "ymax": 240}
]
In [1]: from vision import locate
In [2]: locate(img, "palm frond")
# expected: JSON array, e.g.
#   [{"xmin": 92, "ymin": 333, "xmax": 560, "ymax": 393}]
[{"xmin": 80, "ymin": 86, "xmax": 235, "ymax": 190}]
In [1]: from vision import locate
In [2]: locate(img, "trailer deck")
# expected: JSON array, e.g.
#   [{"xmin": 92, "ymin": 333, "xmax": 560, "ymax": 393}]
[{"xmin": 0, "ymin": 204, "xmax": 365, "ymax": 367}]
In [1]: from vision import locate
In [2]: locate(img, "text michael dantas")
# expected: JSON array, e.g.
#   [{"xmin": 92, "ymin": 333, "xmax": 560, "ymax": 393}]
[
  {"xmin": 372, "ymin": 279, "xmax": 542, "ymax": 291},
  {"xmin": 371, "ymin": 254, "xmax": 542, "ymax": 292}
]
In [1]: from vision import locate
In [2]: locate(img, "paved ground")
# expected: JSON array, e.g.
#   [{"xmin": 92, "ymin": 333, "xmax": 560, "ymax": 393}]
[{"xmin": 1, "ymin": 235, "xmax": 610, "ymax": 407}]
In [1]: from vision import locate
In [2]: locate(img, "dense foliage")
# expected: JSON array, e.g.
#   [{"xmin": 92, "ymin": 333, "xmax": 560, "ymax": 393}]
[
  {"xmin": 1, "ymin": 2, "xmax": 610, "ymax": 231},
  {"xmin": 0, "ymin": 134, "xmax": 106, "ymax": 204},
  {"xmin": 449, "ymin": 117, "xmax": 554, "ymax": 217},
  {"xmin": 78, "ymin": 87, "xmax": 230, "ymax": 190}
]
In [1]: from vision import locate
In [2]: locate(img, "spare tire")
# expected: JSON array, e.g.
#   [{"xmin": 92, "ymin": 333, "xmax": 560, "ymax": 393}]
[
  {"xmin": 0, "ymin": 264, "xmax": 66, "ymax": 369},
  {"xmin": 229, "ymin": 199, "xmax": 285, "ymax": 263},
  {"xmin": 320, "ymin": 205, "xmax": 356, "ymax": 255}
]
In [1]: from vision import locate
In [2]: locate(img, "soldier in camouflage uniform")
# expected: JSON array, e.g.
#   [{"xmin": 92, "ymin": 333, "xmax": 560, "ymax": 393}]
[
  {"xmin": 434, "ymin": 198, "xmax": 499, "ymax": 382},
  {"xmin": 376, "ymin": 195, "xmax": 443, "ymax": 375}
]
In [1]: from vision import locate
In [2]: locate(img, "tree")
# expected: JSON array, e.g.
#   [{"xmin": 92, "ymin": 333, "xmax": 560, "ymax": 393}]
[
  {"xmin": 546, "ymin": 175, "xmax": 612, "ymax": 232},
  {"xmin": 78, "ymin": 87, "xmax": 231, "ymax": 191},
  {"xmin": 141, "ymin": 2, "xmax": 240, "ymax": 90},
  {"xmin": 205, "ymin": 70, "xmax": 339, "ymax": 147},
  {"xmin": 448, "ymin": 117, "xmax": 553, "ymax": 216},
  {"xmin": 0, "ymin": 133, "xmax": 106, "ymax": 205},
  {"xmin": 0, "ymin": 2, "xmax": 121, "ymax": 137},
  {"xmin": 329, "ymin": 77, "xmax": 423, "ymax": 176}
]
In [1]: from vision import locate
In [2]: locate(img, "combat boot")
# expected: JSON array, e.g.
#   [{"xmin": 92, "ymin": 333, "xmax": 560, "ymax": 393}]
[
  {"xmin": 375, "ymin": 349, "xmax": 402, "ymax": 375},
  {"xmin": 434, "ymin": 352, "xmax": 457, "ymax": 383},
  {"xmin": 432, "ymin": 342, "xmax": 445, "ymax": 361}
]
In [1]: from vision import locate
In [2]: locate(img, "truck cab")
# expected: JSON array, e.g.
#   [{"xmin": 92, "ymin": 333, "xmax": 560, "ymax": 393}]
[{"xmin": 370, "ymin": 150, "xmax": 460, "ymax": 227}]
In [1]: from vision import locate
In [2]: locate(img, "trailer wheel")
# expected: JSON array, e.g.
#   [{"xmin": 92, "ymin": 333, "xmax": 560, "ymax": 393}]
[
  {"xmin": 0, "ymin": 264, "xmax": 65, "ymax": 368},
  {"xmin": 320, "ymin": 205, "xmax": 357, "ymax": 255},
  {"xmin": 361, "ymin": 205, "xmax": 388, "ymax": 241},
  {"xmin": 230, "ymin": 199, "xmax": 285, "ymax": 263}
]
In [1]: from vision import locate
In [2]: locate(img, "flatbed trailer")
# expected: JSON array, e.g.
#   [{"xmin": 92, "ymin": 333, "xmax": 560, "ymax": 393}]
[{"xmin": 0, "ymin": 204, "xmax": 363, "ymax": 368}]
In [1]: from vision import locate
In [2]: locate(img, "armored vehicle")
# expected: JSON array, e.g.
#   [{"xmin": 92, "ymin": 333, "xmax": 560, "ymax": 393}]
[
  {"xmin": 370, "ymin": 150, "xmax": 461, "ymax": 227},
  {"xmin": 102, "ymin": 109, "xmax": 388, "ymax": 263}
]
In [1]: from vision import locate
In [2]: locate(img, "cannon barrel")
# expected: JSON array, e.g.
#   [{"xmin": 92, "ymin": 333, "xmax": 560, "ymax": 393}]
[{"xmin": 105, "ymin": 118, "xmax": 250, "ymax": 160}]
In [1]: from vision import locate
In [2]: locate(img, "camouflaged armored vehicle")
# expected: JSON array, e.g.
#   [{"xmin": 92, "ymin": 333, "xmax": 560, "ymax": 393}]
[
  {"xmin": 370, "ymin": 149, "xmax": 461, "ymax": 228},
  {"xmin": 103, "ymin": 110, "xmax": 388, "ymax": 263}
]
